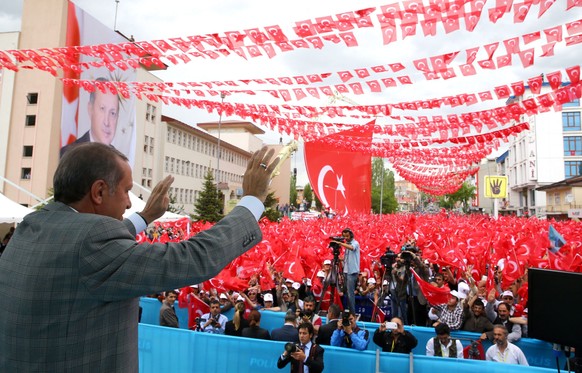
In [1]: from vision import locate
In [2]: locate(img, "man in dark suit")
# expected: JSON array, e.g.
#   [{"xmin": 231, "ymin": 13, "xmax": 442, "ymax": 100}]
[
  {"xmin": 271, "ymin": 311, "xmax": 300, "ymax": 343},
  {"xmin": 316, "ymin": 303, "xmax": 341, "ymax": 345},
  {"xmin": 60, "ymin": 77, "xmax": 119, "ymax": 157},
  {"xmin": 159, "ymin": 290, "xmax": 179, "ymax": 328},
  {"xmin": 277, "ymin": 322, "xmax": 324, "ymax": 373},
  {"xmin": 0, "ymin": 142, "xmax": 278, "ymax": 372}
]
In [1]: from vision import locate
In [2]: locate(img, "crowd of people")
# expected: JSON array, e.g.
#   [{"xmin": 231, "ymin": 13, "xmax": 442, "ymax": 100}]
[{"xmin": 154, "ymin": 230, "xmax": 540, "ymax": 370}]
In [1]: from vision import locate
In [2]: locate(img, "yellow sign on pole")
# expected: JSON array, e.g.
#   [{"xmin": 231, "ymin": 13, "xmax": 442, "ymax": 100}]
[{"xmin": 484, "ymin": 176, "xmax": 508, "ymax": 198}]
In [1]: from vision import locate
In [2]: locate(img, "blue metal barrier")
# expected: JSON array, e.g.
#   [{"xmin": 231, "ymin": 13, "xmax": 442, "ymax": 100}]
[
  {"xmin": 139, "ymin": 297, "xmax": 564, "ymax": 369},
  {"xmin": 138, "ymin": 323, "xmax": 558, "ymax": 373}
]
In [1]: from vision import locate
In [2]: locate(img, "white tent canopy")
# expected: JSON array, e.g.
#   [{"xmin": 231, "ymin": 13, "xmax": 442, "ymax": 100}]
[
  {"xmin": 0, "ymin": 193, "xmax": 35, "ymax": 224},
  {"xmin": 124, "ymin": 192, "xmax": 187, "ymax": 223}
]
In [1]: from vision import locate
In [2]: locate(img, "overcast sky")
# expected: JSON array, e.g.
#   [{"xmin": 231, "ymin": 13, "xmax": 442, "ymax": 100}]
[{"xmin": 1, "ymin": 0, "xmax": 581, "ymax": 186}]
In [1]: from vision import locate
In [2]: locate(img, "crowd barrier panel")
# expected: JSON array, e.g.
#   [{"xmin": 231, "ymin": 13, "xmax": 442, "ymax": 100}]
[
  {"xmin": 138, "ymin": 323, "xmax": 557, "ymax": 373},
  {"xmin": 139, "ymin": 297, "xmax": 563, "ymax": 369}
]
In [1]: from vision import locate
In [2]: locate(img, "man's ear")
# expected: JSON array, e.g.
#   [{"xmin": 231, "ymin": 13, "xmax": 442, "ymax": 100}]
[{"xmin": 89, "ymin": 179, "xmax": 108, "ymax": 205}]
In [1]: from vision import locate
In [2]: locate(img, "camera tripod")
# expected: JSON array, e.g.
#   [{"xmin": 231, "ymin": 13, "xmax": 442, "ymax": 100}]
[
  {"xmin": 315, "ymin": 248, "xmax": 345, "ymax": 314},
  {"xmin": 371, "ymin": 264, "xmax": 393, "ymax": 323}
]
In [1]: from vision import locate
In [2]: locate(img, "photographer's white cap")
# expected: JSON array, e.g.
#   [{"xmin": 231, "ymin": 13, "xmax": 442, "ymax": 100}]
[
  {"xmin": 382, "ymin": 280, "xmax": 388, "ymax": 286},
  {"xmin": 285, "ymin": 278, "xmax": 293, "ymax": 283},
  {"xmin": 236, "ymin": 295, "xmax": 245, "ymax": 302},
  {"xmin": 305, "ymin": 279, "xmax": 312, "ymax": 286},
  {"xmin": 316, "ymin": 271, "xmax": 325, "ymax": 278},
  {"xmin": 323, "ymin": 259, "xmax": 332, "ymax": 265},
  {"xmin": 292, "ymin": 282, "xmax": 301, "ymax": 290},
  {"xmin": 219, "ymin": 293, "xmax": 227, "ymax": 300},
  {"xmin": 367, "ymin": 278, "xmax": 376, "ymax": 284},
  {"xmin": 263, "ymin": 293, "xmax": 274, "ymax": 302}
]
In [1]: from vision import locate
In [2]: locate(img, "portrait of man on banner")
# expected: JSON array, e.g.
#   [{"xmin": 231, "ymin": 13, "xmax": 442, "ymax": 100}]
[{"xmin": 60, "ymin": 2, "xmax": 136, "ymax": 166}]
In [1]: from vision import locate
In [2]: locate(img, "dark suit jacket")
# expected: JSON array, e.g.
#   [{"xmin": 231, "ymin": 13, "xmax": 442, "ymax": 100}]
[
  {"xmin": 60, "ymin": 130, "xmax": 90, "ymax": 157},
  {"xmin": 277, "ymin": 343, "xmax": 324, "ymax": 373},
  {"xmin": 241, "ymin": 325, "xmax": 271, "ymax": 340},
  {"xmin": 271, "ymin": 324, "xmax": 300, "ymax": 343},
  {"xmin": 159, "ymin": 303, "xmax": 179, "ymax": 328},
  {"xmin": 316, "ymin": 319, "xmax": 338, "ymax": 345},
  {"xmin": 0, "ymin": 202, "xmax": 262, "ymax": 372}
]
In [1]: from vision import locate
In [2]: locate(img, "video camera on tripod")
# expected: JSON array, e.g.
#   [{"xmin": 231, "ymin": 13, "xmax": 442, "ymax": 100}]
[
  {"xmin": 399, "ymin": 244, "xmax": 419, "ymax": 267},
  {"xmin": 328, "ymin": 236, "xmax": 345, "ymax": 255},
  {"xmin": 379, "ymin": 247, "xmax": 397, "ymax": 268}
]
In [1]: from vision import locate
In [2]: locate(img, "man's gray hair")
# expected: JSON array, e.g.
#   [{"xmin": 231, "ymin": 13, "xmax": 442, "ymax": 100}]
[{"xmin": 54, "ymin": 142, "xmax": 128, "ymax": 204}]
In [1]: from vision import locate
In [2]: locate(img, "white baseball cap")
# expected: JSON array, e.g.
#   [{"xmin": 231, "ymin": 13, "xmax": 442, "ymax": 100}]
[
  {"xmin": 367, "ymin": 278, "xmax": 376, "ymax": 284},
  {"xmin": 382, "ymin": 280, "xmax": 388, "ymax": 286},
  {"xmin": 263, "ymin": 293, "xmax": 274, "ymax": 302},
  {"xmin": 316, "ymin": 271, "xmax": 325, "ymax": 278},
  {"xmin": 236, "ymin": 295, "xmax": 245, "ymax": 302},
  {"xmin": 323, "ymin": 259, "xmax": 332, "ymax": 265},
  {"xmin": 219, "ymin": 293, "xmax": 228, "ymax": 300},
  {"xmin": 450, "ymin": 290, "xmax": 467, "ymax": 300},
  {"xmin": 501, "ymin": 290, "xmax": 514, "ymax": 299},
  {"xmin": 458, "ymin": 281, "xmax": 470, "ymax": 298},
  {"xmin": 292, "ymin": 282, "xmax": 301, "ymax": 290}
]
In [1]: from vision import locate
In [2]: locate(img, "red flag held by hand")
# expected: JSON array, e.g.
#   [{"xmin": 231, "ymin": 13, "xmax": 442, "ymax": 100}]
[{"xmin": 412, "ymin": 269, "xmax": 451, "ymax": 305}]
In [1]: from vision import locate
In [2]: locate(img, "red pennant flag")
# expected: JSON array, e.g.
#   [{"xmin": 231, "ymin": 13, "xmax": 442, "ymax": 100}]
[
  {"xmin": 412, "ymin": 269, "xmax": 451, "ymax": 305},
  {"xmin": 283, "ymin": 257, "xmax": 306, "ymax": 282},
  {"xmin": 178, "ymin": 290, "xmax": 210, "ymax": 329},
  {"xmin": 304, "ymin": 121, "xmax": 374, "ymax": 215}
]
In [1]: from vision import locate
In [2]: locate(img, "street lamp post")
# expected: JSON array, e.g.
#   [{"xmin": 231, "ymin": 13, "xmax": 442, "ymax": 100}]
[{"xmin": 216, "ymin": 92, "xmax": 226, "ymax": 184}]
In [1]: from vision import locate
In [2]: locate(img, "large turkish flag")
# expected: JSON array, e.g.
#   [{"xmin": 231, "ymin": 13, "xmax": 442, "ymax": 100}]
[{"xmin": 304, "ymin": 121, "xmax": 373, "ymax": 215}]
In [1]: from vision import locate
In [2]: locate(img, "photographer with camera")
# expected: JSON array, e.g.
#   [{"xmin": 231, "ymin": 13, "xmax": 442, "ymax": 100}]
[
  {"xmin": 277, "ymin": 322, "xmax": 324, "ymax": 373},
  {"xmin": 331, "ymin": 228, "xmax": 360, "ymax": 314},
  {"xmin": 373, "ymin": 316, "xmax": 418, "ymax": 354},
  {"xmin": 331, "ymin": 311, "xmax": 369, "ymax": 351},
  {"xmin": 393, "ymin": 245, "xmax": 429, "ymax": 326},
  {"xmin": 199, "ymin": 299, "xmax": 228, "ymax": 334}
]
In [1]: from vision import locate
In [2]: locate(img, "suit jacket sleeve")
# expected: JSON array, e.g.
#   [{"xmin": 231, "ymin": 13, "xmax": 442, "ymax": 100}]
[
  {"xmin": 305, "ymin": 345, "xmax": 324, "ymax": 373},
  {"xmin": 79, "ymin": 205, "xmax": 262, "ymax": 301},
  {"xmin": 277, "ymin": 355, "xmax": 291, "ymax": 369}
]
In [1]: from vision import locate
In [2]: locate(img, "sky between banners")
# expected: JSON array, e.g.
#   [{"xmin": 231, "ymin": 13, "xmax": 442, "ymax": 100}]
[{"xmin": 1, "ymin": 0, "xmax": 582, "ymax": 191}]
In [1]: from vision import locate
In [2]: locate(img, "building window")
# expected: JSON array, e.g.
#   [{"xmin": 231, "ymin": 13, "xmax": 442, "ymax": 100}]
[
  {"xmin": 565, "ymin": 161, "xmax": 582, "ymax": 178},
  {"xmin": 564, "ymin": 136, "xmax": 582, "ymax": 156},
  {"xmin": 166, "ymin": 129, "xmax": 171, "ymax": 142},
  {"xmin": 21, "ymin": 168, "xmax": 31, "ymax": 179},
  {"xmin": 562, "ymin": 112, "xmax": 581, "ymax": 131},
  {"xmin": 165, "ymin": 156, "xmax": 169, "ymax": 172},
  {"xmin": 25, "ymin": 115, "xmax": 36, "ymax": 126},
  {"xmin": 27, "ymin": 93, "xmax": 38, "ymax": 105},
  {"xmin": 147, "ymin": 179, "xmax": 152, "ymax": 187},
  {"xmin": 144, "ymin": 135, "xmax": 149, "ymax": 152},
  {"xmin": 23, "ymin": 145, "xmax": 33, "ymax": 157},
  {"xmin": 563, "ymin": 98, "xmax": 580, "ymax": 108},
  {"xmin": 149, "ymin": 137, "xmax": 154, "ymax": 154}
]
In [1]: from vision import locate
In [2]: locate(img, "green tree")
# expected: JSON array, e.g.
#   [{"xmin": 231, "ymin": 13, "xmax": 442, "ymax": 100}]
[
  {"xmin": 371, "ymin": 158, "xmax": 398, "ymax": 214},
  {"xmin": 261, "ymin": 191, "xmax": 282, "ymax": 222},
  {"xmin": 290, "ymin": 173, "xmax": 298, "ymax": 208},
  {"xmin": 303, "ymin": 183, "xmax": 313, "ymax": 209},
  {"xmin": 168, "ymin": 193, "xmax": 185, "ymax": 214},
  {"xmin": 437, "ymin": 181, "xmax": 476, "ymax": 213},
  {"xmin": 192, "ymin": 170, "xmax": 223, "ymax": 222}
]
